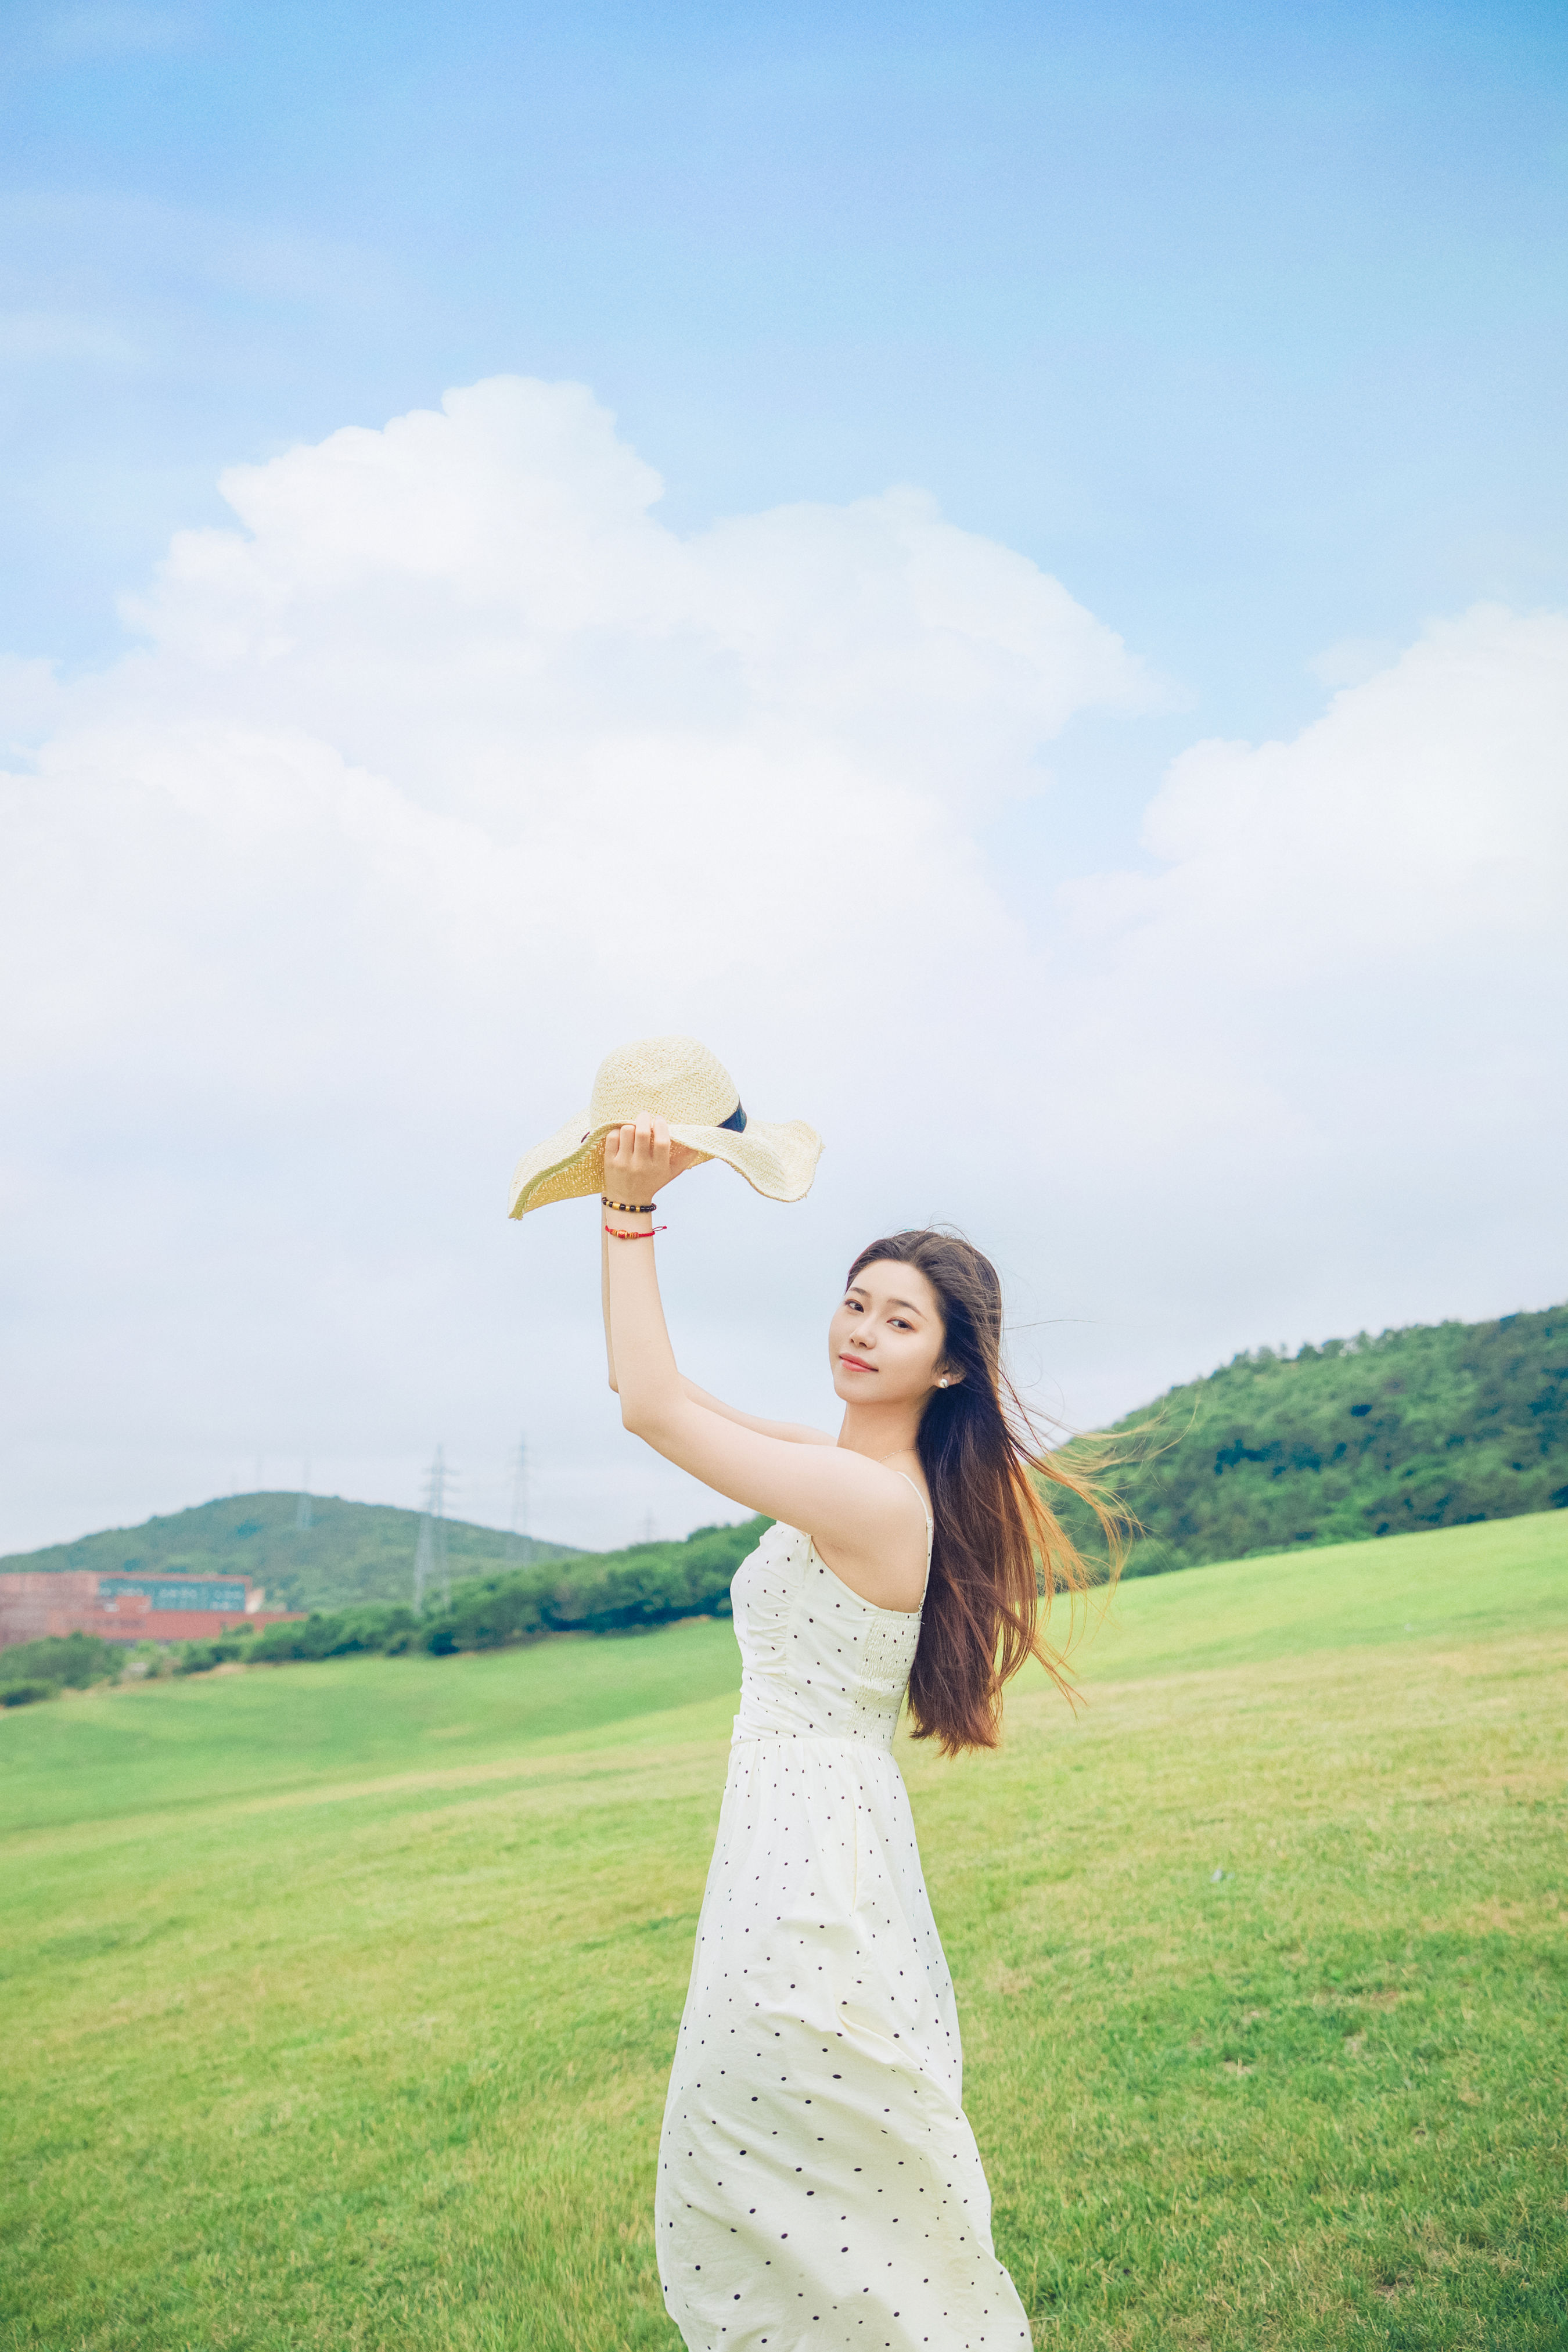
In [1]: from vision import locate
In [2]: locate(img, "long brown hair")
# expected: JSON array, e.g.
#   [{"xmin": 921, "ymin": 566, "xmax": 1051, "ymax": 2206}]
[{"xmin": 847, "ymin": 1229, "xmax": 1125, "ymax": 1757}]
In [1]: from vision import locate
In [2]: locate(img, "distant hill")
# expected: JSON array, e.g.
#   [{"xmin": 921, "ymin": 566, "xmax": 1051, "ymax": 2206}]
[
  {"xmin": 1075, "ymin": 1301, "xmax": 1567, "ymax": 1575},
  {"xmin": 0, "ymin": 1491, "xmax": 582, "ymax": 1614}
]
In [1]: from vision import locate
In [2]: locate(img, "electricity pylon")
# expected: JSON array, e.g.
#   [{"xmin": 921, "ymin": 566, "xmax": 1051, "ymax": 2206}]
[
  {"xmin": 507, "ymin": 1435, "xmax": 530, "ymax": 1565},
  {"xmin": 413, "ymin": 1445, "xmax": 450, "ymax": 1611},
  {"xmin": 295, "ymin": 1462, "xmax": 314, "ymax": 1531}
]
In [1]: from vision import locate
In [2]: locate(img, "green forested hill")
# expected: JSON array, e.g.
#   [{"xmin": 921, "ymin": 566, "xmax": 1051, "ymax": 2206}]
[
  {"xmin": 0, "ymin": 1490, "xmax": 581, "ymax": 1615},
  {"xmin": 1076, "ymin": 1301, "xmax": 1567, "ymax": 1576}
]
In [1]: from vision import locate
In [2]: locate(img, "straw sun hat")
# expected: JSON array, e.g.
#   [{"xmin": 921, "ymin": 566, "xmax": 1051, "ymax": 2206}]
[{"xmin": 506, "ymin": 1035, "xmax": 823, "ymax": 1217}]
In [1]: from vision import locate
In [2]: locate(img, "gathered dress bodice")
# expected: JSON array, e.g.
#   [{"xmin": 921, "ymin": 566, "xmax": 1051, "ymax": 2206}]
[{"xmin": 729, "ymin": 1513, "xmax": 927, "ymax": 1750}]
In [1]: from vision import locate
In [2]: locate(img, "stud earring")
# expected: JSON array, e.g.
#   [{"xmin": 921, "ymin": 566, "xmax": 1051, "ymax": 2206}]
[{"xmin": 938, "ymin": 1377, "xmax": 950, "ymax": 1388}]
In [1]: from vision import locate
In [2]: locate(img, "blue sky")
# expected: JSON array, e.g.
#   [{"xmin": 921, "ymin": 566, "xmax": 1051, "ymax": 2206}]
[
  {"xmin": 2, "ymin": 1, "xmax": 1565, "ymax": 1551},
  {"xmin": 6, "ymin": 1, "xmax": 1564, "ymax": 766}
]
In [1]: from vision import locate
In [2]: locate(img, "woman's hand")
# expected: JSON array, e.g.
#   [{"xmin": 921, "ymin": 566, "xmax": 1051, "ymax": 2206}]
[{"xmin": 602, "ymin": 1114, "xmax": 697, "ymax": 1199}]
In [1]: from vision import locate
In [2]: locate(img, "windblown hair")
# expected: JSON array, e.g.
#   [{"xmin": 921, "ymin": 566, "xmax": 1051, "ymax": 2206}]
[{"xmin": 846, "ymin": 1229, "xmax": 1125, "ymax": 1757}]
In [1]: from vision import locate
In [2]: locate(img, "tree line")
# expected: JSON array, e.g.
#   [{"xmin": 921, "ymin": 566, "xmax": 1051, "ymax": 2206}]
[{"xmin": 0, "ymin": 1520, "xmax": 766, "ymax": 1702}]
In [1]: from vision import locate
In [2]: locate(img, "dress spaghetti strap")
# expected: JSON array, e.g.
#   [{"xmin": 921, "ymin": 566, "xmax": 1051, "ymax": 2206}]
[
  {"xmin": 892, "ymin": 1468, "xmax": 935, "ymax": 1605},
  {"xmin": 891, "ymin": 1466, "xmax": 934, "ymax": 1543}
]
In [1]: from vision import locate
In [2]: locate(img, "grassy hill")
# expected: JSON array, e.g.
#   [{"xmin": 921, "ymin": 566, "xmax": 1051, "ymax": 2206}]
[
  {"xmin": 1076, "ymin": 1299, "xmax": 1567, "ymax": 1575},
  {"xmin": 2, "ymin": 1509, "xmax": 1563, "ymax": 2349},
  {"xmin": 0, "ymin": 1488, "xmax": 582, "ymax": 1615}
]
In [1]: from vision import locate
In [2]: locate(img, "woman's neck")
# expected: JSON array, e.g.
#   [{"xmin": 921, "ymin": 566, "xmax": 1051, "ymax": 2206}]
[{"xmin": 835, "ymin": 1401, "xmax": 922, "ymax": 1464}]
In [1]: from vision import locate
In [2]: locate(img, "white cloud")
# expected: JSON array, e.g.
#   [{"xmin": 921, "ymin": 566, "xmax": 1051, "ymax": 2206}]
[
  {"xmin": 1106, "ymin": 607, "xmax": 1567, "ymax": 965},
  {"xmin": 0, "ymin": 655, "xmax": 65, "ymax": 748},
  {"xmin": 1306, "ymin": 635, "xmax": 1401, "ymax": 691},
  {"xmin": 1, "ymin": 378, "xmax": 1563, "ymax": 1556},
  {"xmin": 1036, "ymin": 604, "xmax": 1568, "ymax": 1401}
]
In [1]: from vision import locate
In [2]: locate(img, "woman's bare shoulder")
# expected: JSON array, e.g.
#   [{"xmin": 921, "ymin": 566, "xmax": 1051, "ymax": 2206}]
[{"xmin": 812, "ymin": 1462, "xmax": 930, "ymax": 1613}]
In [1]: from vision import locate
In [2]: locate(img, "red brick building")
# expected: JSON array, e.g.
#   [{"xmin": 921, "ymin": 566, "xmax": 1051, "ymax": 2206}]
[{"xmin": 0, "ymin": 1569, "xmax": 299, "ymax": 1650}]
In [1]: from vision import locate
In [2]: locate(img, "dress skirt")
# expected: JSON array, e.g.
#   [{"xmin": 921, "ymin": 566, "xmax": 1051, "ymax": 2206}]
[{"xmin": 656, "ymin": 1729, "xmax": 1032, "ymax": 2350}]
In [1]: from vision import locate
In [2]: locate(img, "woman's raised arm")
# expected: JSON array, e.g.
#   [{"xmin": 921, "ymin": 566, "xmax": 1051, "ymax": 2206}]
[
  {"xmin": 603, "ymin": 1168, "xmax": 830, "ymax": 1440},
  {"xmin": 599, "ymin": 1118, "xmax": 926, "ymax": 1608},
  {"xmin": 675, "ymin": 1379, "xmax": 836, "ymax": 1447}
]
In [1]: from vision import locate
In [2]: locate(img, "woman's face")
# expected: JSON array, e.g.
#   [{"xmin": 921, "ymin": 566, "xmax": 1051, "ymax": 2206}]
[{"xmin": 828, "ymin": 1260, "xmax": 950, "ymax": 1408}]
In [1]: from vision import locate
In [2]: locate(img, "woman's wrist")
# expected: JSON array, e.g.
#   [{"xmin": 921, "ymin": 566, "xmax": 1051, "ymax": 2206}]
[{"xmin": 602, "ymin": 1196, "xmax": 659, "ymax": 1241}]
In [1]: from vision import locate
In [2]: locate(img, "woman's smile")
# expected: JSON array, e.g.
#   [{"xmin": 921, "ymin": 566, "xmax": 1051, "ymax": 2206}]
[{"xmin": 839, "ymin": 1353, "xmax": 876, "ymax": 1373}]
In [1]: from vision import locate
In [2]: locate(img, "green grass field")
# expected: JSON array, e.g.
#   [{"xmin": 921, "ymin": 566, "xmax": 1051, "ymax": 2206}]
[{"xmin": 3, "ymin": 1513, "xmax": 1565, "ymax": 2351}]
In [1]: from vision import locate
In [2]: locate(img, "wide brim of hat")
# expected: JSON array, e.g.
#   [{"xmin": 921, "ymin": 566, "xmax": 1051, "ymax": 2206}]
[{"xmin": 508, "ymin": 1111, "xmax": 823, "ymax": 1217}]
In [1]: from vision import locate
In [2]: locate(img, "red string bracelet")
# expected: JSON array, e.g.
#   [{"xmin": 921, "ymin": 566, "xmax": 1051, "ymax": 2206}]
[{"xmin": 605, "ymin": 1223, "xmax": 666, "ymax": 1240}]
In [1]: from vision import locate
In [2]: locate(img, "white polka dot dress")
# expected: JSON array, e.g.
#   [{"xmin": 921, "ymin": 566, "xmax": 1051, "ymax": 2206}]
[{"xmin": 656, "ymin": 1504, "xmax": 1031, "ymax": 2350}]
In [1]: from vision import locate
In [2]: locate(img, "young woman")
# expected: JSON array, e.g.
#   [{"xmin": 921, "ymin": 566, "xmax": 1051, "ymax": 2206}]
[{"xmin": 599, "ymin": 1116, "xmax": 1112, "ymax": 2351}]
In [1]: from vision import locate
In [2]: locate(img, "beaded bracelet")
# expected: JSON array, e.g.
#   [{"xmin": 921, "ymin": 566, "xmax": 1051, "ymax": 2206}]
[
  {"xmin": 602, "ymin": 1196, "xmax": 657, "ymax": 1214},
  {"xmin": 605, "ymin": 1223, "xmax": 666, "ymax": 1240}
]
